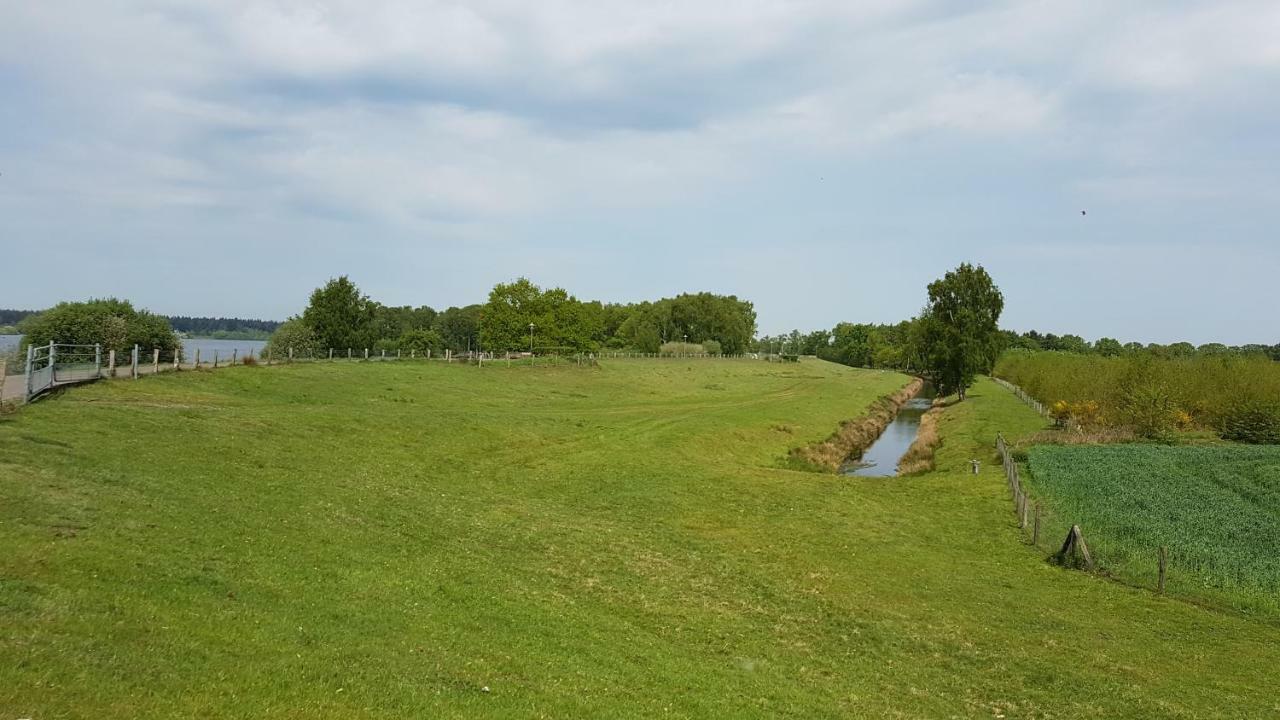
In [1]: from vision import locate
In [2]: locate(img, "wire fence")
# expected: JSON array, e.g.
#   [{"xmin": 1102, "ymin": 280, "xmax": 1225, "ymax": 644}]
[
  {"xmin": 993, "ymin": 431, "xmax": 1194, "ymax": 599},
  {"xmin": 992, "ymin": 376, "xmax": 1048, "ymax": 418}
]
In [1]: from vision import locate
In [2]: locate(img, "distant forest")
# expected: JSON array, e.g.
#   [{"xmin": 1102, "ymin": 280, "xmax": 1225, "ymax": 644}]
[
  {"xmin": 166, "ymin": 316, "xmax": 281, "ymax": 338},
  {"xmin": 0, "ymin": 309, "xmax": 37, "ymax": 325},
  {"xmin": 1, "ymin": 309, "xmax": 280, "ymax": 338}
]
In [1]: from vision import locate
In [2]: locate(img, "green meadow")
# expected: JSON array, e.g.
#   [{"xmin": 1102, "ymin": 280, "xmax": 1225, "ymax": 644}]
[{"xmin": 3, "ymin": 361, "xmax": 1280, "ymax": 718}]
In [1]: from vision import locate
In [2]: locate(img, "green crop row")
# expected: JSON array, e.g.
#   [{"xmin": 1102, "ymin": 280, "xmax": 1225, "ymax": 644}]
[{"xmin": 1025, "ymin": 443, "xmax": 1280, "ymax": 615}]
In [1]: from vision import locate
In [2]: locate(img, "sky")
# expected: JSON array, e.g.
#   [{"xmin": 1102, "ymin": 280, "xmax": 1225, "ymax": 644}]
[{"xmin": 2, "ymin": 1, "xmax": 1278, "ymax": 345}]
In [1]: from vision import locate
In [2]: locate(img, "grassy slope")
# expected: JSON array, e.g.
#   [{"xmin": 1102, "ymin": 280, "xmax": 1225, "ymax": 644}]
[
  {"xmin": 1026, "ymin": 444, "xmax": 1280, "ymax": 614},
  {"xmin": 1, "ymin": 364, "xmax": 1278, "ymax": 718}
]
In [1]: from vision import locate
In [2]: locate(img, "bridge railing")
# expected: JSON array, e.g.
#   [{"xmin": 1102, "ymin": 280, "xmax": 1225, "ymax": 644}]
[{"xmin": 24, "ymin": 343, "xmax": 102, "ymax": 401}]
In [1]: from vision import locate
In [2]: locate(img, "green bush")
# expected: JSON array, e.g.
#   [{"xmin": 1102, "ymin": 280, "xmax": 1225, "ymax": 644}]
[
  {"xmin": 398, "ymin": 329, "xmax": 443, "ymax": 356},
  {"xmin": 1221, "ymin": 400, "xmax": 1280, "ymax": 445},
  {"xmin": 659, "ymin": 341, "xmax": 705, "ymax": 355},
  {"xmin": 701, "ymin": 339, "xmax": 723, "ymax": 355},
  {"xmin": 18, "ymin": 299, "xmax": 178, "ymax": 359},
  {"xmin": 1121, "ymin": 382, "xmax": 1179, "ymax": 441},
  {"xmin": 372, "ymin": 338, "xmax": 400, "ymax": 354},
  {"xmin": 262, "ymin": 317, "xmax": 322, "ymax": 359}
]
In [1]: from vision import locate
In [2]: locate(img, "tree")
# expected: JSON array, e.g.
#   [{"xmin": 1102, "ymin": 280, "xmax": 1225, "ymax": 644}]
[
  {"xmin": 301, "ymin": 276, "xmax": 375, "ymax": 352},
  {"xmin": 1095, "ymin": 337, "xmax": 1123, "ymax": 357},
  {"xmin": 827, "ymin": 323, "xmax": 877, "ymax": 367},
  {"xmin": 18, "ymin": 298, "xmax": 179, "ymax": 359},
  {"xmin": 398, "ymin": 329, "xmax": 444, "ymax": 356},
  {"xmin": 263, "ymin": 317, "xmax": 321, "ymax": 359},
  {"xmin": 1056, "ymin": 334, "xmax": 1091, "ymax": 354},
  {"xmin": 481, "ymin": 278, "xmax": 605, "ymax": 353},
  {"xmin": 433, "ymin": 305, "xmax": 482, "ymax": 352},
  {"xmin": 915, "ymin": 263, "xmax": 1004, "ymax": 400}
]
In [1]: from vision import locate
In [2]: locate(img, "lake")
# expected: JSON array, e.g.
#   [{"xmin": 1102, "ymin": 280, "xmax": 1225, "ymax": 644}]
[
  {"xmin": 0, "ymin": 335, "xmax": 20, "ymax": 353},
  {"xmin": 180, "ymin": 337, "xmax": 267, "ymax": 361}
]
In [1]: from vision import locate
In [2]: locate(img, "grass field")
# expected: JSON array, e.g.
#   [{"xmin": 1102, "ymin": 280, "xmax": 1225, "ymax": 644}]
[
  {"xmin": 1025, "ymin": 444, "xmax": 1280, "ymax": 615},
  {"xmin": 3, "ymin": 361, "xmax": 1280, "ymax": 718}
]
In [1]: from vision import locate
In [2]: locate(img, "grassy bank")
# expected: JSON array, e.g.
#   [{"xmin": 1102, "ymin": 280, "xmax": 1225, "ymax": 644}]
[
  {"xmin": 3, "ymin": 363, "xmax": 1280, "ymax": 717},
  {"xmin": 788, "ymin": 376, "xmax": 924, "ymax": 471}
]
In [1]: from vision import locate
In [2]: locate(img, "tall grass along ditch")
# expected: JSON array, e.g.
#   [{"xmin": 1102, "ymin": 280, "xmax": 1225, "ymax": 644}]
[
  {"xmin": 896, "ymin": 399, "xmax": 947, "ymax": 475},
  {"xmin": 790, "ymin": 376, "xmax": 925, "ymax": 472}
]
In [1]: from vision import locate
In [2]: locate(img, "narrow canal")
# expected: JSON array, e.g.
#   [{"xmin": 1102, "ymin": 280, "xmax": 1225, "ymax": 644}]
[{"xmin": 841, "ymin": 385, "xmax": 935, "ymax": 477}]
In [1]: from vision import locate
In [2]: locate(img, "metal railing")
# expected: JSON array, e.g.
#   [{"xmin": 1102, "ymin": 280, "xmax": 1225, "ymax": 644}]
[{"xmin": 24, "ymin": 342, "xmax": 102, "ymax": 401}]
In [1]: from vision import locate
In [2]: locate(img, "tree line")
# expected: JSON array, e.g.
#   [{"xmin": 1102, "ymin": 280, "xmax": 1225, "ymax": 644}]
[
  {"xmin": 1000, "ymin": 331, "xmax": 1280, "ymax": 361},
  {"xmin": 771, "ymin": 322, "xmax": 1280, "ymax": 372},
  {"xmin": 766, "ymin": 265, "xmax": 1277, "ymax": 398},
  {"xmin": 167, "ymin": 316, "xmax": 281, "ymax": 337},
  {"xmin": 266, "ymin": 276, "xmax": 758, "ymax": 357},
  {"xmin": 0, "ymin": 309, "xmax": 38, "ymax": 326}
]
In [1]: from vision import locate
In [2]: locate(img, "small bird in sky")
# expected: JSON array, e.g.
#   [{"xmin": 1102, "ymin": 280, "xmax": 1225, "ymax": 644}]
[{"xmin": 1081, "ymin": 209, "xmax": 1087, "ymax": 216}]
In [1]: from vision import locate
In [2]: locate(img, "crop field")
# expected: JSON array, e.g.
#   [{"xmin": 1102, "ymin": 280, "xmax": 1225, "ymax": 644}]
[
  {"xmin": 4, "ymin": 363, "xmax": 1280, "ymax": 717},
  {"xmin": 1026, "ymin": 444, "xmax": 1280, "ymax": 615}
]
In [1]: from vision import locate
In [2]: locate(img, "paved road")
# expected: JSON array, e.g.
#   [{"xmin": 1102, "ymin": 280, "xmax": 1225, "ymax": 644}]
[{"xmin": 2, "ymin": 372, "xmax": 26, "ymax": 403}]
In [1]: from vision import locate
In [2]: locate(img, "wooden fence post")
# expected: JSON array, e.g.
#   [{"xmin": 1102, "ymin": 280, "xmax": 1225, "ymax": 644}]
[
  {"xmin": 365, "ymin": 348, "xmax": 369, "ymax": 360},
  {"xmin": 194, "ymin": 348, "xmax": 200, "ymax": 368},
  {"xmin": 214, "ymin": 351, "xmax": 219, "ymax": 369},
  {"xmin": 108, "ymin": 349, "xmax": 117, "ymax": 377},
  {"xmin": 173, "ymin": 348, "xmax": 180, "ymax": 370},
  {"xmin": 1158, "ymin": 546, "xmax": 1168, "ymax": 594},
  {"xmin": 1032, "ymin": 503, "xmax": 1041, "ymax": 545},
  {"xmin": 1057, "ymin": 525, "xmax": 1095, "ymax": 570},
  {"xmin": 330, "ymin": 348, "xmax": 334, "ymax": 361},
  {"xmin": 232, "ymin": 349, "xmax": 238, "ymax": 366},
  {"xmin": 289, "ymin": 347, "xmax": 294, "ymax": 363},
  {"xmin": 152, "ymin": 348, "xmax": 159, "ymax": 374},
  {"xmin": 132, "ymin": 345, "xmax": 139, "ymax": 379}
]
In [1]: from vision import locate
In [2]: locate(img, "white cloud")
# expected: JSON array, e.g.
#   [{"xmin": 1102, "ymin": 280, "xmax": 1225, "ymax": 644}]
[{"xmin": 1, "ymin": 1, "xmax": 1278, "ymax": 341}]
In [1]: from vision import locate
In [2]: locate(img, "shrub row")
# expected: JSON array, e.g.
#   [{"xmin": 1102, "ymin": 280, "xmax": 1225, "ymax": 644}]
[{"xmin": 995, "ymin": 351, "xmax": 1280, "ymax": 443}]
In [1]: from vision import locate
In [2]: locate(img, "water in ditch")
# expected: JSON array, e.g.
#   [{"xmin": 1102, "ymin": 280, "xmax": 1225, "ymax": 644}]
[{"xmin": 841, "ymin": 387, "xmax": 935, "ymax": 477}]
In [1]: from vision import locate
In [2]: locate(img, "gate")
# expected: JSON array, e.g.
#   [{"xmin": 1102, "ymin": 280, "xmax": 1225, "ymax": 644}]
[{"xmin": 25, "ymin": 343, "xmax": 102, "ymax": 401}]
